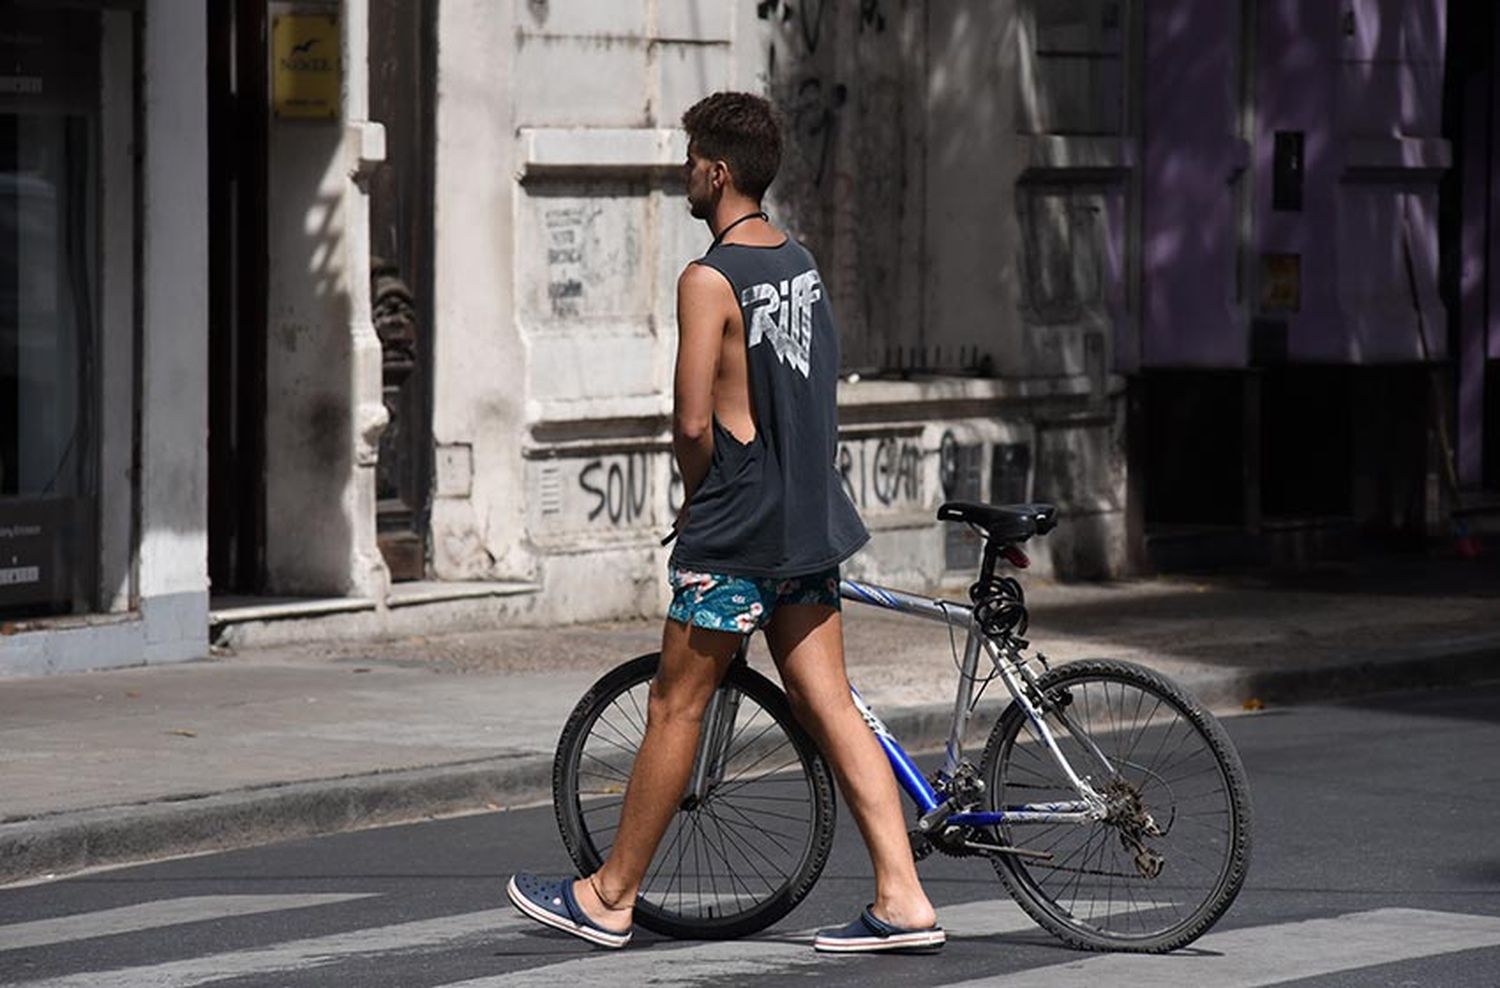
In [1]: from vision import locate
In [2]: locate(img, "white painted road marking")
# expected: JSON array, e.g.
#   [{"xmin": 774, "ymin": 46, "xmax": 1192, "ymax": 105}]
[
  {"xmin": 13, "ymin": 907, "xmax": 523, "ymax": 988},
  {"xmin": 942, "ymin": 908, "xmax": 1500, "ymax": 987},
  {"xmin": 0, "ymin": 894, "xmax": 376, "ymax": 951},
  {"xmin": 11, "ymin": 897, "xmax": 1500, "ymax": 988}
]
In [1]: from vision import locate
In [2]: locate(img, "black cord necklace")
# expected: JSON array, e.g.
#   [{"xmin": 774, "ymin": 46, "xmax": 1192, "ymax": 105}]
[{"xmin": 710, "ymin": 209, "xmax": 769, "ymax": 248}]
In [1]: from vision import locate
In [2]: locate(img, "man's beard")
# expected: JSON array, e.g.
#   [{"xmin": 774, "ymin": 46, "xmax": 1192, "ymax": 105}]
[{"xmin": 688, "ymin": 195, "xmax": 711, "ymax": 220}]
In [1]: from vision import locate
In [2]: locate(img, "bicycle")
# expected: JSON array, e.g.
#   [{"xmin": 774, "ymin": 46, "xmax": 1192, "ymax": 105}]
[{"xmin": 551, "ymin": 501, "xmax": 1252, "ymax": 952}]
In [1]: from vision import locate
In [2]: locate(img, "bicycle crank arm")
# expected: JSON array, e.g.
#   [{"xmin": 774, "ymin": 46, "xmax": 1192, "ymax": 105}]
[{"xmin": 961, "ymin": 839, "xmax": 1055, "ymax": 861}]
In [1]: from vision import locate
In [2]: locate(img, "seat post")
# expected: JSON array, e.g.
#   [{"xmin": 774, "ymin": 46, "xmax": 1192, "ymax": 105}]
[{"xmin": 973, "ymin": 539, "xmax": 1002, "ymax": 601}]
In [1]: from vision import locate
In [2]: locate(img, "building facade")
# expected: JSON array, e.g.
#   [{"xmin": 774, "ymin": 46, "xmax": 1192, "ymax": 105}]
[
  {"xmin": 3, "ymin": 0, "xmax": 1494, "ymax": 675},
  {"xmin": 0, "ymin": 1, "xmax": 207, "ymax": 673}
]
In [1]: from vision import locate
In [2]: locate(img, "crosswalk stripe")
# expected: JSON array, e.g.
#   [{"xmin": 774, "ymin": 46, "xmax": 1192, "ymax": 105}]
[
  {"xmin": 13, "ymin": 908, "xmax": 523, "ymax": 988},
  {"xmin": 0, "ymin": 894, "xmax": 376, "ymax": 952},
  {"xmin": 433, "ymin": 898, "xmax": 1059, "ymax": 987},
  {"xmin": 15, "ymin": 896, "xmax": 1500, "ymax": 988},
  {"xmin": 940, "ymin": 908, "xmax": 1500, "ymax": 987}
]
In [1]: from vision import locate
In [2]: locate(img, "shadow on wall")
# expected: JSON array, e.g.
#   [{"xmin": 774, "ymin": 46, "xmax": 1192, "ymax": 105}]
[
  {"xmin": 758, "ymin": 0, "xmax": 926, "ymax": 373},
  {"xmin": 264, "ymin": 120, "xmax": 358, "ymax": 596},
  {"xmin": 1048, "ymin": 509, "xmax": 1126, "ymax": 580}
]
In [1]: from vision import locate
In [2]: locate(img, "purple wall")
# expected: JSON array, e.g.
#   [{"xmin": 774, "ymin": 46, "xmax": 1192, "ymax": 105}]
[
  {"xmin": 1456, "ymin": 4, "xmax": 1500, "ymax": 487},
  {"xmin": 1140, "ymin": 0, "xmax": 1246, "ymax": 368},
  {"xmin": 1492, "ymin": 13, "xmax": 1500, "ymax": 370},
  {"xmin": 1142, "ymin": 0, "xmax": 1449, "ymax": 368},
  {"xmin": 1255, "ymin": 1, "xmax": 1346, "ymax": 363}
]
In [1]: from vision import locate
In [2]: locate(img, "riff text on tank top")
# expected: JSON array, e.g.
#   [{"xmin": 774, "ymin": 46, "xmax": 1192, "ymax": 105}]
[{"xmin": 739, "ymin": 269, "xmax": 823, "ymax": 379}]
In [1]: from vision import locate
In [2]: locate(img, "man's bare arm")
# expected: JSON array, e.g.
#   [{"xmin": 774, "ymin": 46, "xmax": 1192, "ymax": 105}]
[{"xmin": 673, "ymin": 264, "xmax": 734, "ymax": 506}]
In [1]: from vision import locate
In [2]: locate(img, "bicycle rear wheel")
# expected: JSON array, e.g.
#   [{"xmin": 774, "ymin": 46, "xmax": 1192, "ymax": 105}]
[
  {"xmin": 553, "ymin": 653, "xmax": 836, "ymax": 940},
  {"xmin": 979, "ymin": 659, "xmax": 1252, "ymax": 952}
]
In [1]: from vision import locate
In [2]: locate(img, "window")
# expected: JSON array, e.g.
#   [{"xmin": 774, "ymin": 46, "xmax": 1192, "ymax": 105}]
[{"xmin": 0, "ymin": 8, "xmax": 101, "ymax": 618}]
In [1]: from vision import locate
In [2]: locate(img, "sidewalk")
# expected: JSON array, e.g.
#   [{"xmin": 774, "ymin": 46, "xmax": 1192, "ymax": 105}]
[{"xmin": 4, "ymin": 555, "xmax": 1499, "ymax": 885}]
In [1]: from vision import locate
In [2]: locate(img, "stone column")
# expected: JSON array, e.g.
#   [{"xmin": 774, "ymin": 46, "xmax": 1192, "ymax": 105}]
[{"xmin": 342, "ymin": 0, "xmax": 391, "ymax": 601}]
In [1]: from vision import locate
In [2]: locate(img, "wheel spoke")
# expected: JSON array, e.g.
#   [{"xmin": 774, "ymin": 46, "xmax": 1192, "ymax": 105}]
[
  {"xmin": 985, "ymin": 663, "xmax": 1250, "ymax": 951},
  {"xmin": 559, "ymin": 659, "xmax": 831, "ymax": 936}
]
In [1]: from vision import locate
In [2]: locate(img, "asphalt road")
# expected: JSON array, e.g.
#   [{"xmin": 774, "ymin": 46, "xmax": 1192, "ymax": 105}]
[{"xmin": 2, "ymin": 683, "xmax": 1499, "ymax": 987}]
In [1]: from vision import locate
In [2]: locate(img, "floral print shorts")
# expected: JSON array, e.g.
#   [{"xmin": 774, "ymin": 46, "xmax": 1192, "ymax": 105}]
[{"xmin": 667, "ymin": 565, "xmax": 842, "ymax": 634}]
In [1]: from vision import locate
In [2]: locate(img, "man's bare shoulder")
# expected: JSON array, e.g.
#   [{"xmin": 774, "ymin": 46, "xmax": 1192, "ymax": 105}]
[
  {"xmin": 677, "ymin": 262, "xmax": 736, "ymax": 317},
  {"xmin": 678, "ymin": 260, "xmax": 734, "ymax": 296}
]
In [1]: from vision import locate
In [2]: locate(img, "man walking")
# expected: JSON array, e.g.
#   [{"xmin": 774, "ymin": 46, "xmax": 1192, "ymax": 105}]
[{"xmin": 508, "ymin": 91, "xmax": 942, "ymax": 954}]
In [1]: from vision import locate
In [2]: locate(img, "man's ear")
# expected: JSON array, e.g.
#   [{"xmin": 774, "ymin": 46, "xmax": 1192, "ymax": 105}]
[{"xmin": 711, "ymin": 158, "xmax": 733, "ymax": 192}]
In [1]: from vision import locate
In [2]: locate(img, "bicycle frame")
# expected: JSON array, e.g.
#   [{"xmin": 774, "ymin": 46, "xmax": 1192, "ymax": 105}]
[
  {"xmin": 836, "ymin": 577, "xmax": 1107, "ymax": 828},
  {"xmin": 686, "ymin": 575, "xmax": 1109, "ymax": 828}
]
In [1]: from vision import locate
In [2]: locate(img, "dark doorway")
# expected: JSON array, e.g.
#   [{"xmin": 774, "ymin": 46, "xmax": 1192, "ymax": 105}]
[
  {"xmin": 1444, "ymin": 0, "xmax": 1500, "ymax": 494},
  {"xmin": 1141, "ymin": 370, "xmax": 1247, "ymax": 529},
  {"xmin": 207, "ymin": 0, "xmax": 269, "ymax": 594},
  {"xmin": 368, "ymin": 0, "xmax": 435, "ymax": 581}
]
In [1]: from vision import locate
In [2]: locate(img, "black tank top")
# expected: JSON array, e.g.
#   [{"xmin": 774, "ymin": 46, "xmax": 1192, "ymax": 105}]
[{"xmin": 670, "ymin": 238, "xmax": 869, "ymax": 577}]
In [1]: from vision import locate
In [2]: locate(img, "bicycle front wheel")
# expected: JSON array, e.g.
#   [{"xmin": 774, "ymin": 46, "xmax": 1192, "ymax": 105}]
[
  {"xmin": 980, "ymin": 659, "xmax": 1252, "ymax": 952},
  {"xmin": 553, "ymin": 653, "xmax": 836, "ymax": 940}
]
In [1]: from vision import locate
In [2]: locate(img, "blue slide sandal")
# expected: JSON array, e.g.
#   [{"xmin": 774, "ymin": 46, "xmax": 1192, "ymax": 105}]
[
  {"xmin": 813, "ymin": 906, "xmax": 946, "ymax": 953},
  {"xmin": 506, "ymin": 872, "xmax": 633, "ymax": 949}
]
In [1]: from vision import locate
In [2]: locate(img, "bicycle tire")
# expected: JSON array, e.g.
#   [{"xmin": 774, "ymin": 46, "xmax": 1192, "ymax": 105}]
[
  {"xmin": 553, "ymin": 653, "xmax": 837, "ymax": 940},
  {"xmin": 979, "ymin": 659, "xmax": 1252, "ymax": 952}
]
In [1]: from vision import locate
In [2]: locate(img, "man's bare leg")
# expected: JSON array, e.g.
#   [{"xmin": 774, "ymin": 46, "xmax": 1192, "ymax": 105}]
[
  {"xmin": 570, "ymin": 619, "xmax": 742, "ymax": 931},
  {"xmin": 763, "ymin": 605, "xmax": 937, "ymax": 930}
]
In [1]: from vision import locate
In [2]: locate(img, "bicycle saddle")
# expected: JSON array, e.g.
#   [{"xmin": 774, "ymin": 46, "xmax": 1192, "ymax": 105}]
[{"xmin": 936, "ymin": 501, "xmax": 1057, "ymax": 543}]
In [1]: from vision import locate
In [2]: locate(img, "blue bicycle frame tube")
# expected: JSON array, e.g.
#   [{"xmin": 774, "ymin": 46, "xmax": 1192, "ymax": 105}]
[
  {"xmin": 948, "ymin": 805, "xmax": 1094, "ymax": 827},
  {"xmin": 848, "ymin": 684, "xmax": 940, "ymax": 814}
]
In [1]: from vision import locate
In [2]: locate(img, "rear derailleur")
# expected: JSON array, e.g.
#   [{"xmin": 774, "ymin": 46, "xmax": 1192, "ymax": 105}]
[{"xmin": 1103, "ymin": 779, "xmax": 1166, "ymax": 879}]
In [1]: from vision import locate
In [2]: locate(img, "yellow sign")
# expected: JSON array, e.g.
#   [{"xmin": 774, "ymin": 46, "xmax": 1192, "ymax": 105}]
[
  {"xmin": 272, "ymin": 14, "xmax": 340, "ymax": 119},
  {"xmin": 1260, "ymin": 252, "xmax": 1301, "ymax": 313}
]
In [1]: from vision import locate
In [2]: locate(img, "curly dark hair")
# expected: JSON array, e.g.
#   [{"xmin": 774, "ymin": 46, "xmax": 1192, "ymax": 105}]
[{"xmin": 681, "ymin": 92, "xmax": 783, "ymax": 201}]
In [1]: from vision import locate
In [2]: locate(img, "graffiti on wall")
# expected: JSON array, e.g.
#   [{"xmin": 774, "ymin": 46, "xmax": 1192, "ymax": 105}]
[
  {"xmin": 528, "ymin": 193, "xmax": 648, "ymax": 325},
  {"xmin": 758, "ymin": 0, "xmax": 831, "ymax": 55},
  {"xmin": 543, "ymin": 205, "xmax": 590, "ymax": 318},
  {"xmin": 788, "ymin": 78, "xmax": 846, "ymax": 188},
  {"xmin": 532, "ymin": 432, "xmax": 925, "ymax": 542},
  {"xmin": 757, "ymin": 0, "xmax": 909, "ymax": 370},
  {"xmin": 579, "ymin": 454, "xmax": 652, "ymax": 526},
  {"xmin": 531, "ymin": 451, "xmax": 664, "ymax": 540},
  {"xmin": 837, "ymin": 435, "xmax": 923, "ymax": 511}
]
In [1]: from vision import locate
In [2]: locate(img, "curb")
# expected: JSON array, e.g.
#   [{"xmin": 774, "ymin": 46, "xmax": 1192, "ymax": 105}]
[
  {"xmin": 0, "ymin": 755, "xmax": 552, "ymax": 887},
  {"xmin": 1177, "ymin": 636, "xmax": 1500, "ymax": 711},
  {"xmin": 3, "ymin": 641, "xmax": 1497, "ymax": 887}
]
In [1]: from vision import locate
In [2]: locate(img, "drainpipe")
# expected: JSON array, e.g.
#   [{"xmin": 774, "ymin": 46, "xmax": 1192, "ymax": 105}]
[{"xmin": 342, "ymin": 0, "xmax": 391, "ymax": 602}]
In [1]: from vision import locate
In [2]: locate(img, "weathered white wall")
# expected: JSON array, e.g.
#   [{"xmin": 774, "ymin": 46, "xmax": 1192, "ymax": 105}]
[
  {"xmin": 263, "ymin": 114, "xmax": 353, "ymax": 593},
  {"xmin": 757, "ymin": 0, "xmax": 1130, "ymax": 580},
  {"xmin": 427, "ymin": 0, "xmax": 756, "ymax": 621},
  {"xmin": 419, "ymin": 0, "xmax": 1132, "ymax": 632},
  {"xmin": 516, "ymin": 1, "xmax": 742, "ymax": 621},
  {"xmin": 924, "ymin": 0, "xmax": 1020, "ymax": 376},
  {"xmin": 262, "ymin": 0, "xmax": 389, "ymax": 599},
  {"xmin": 754, "ymin": 0, "xmax": 929, "ymax": 372},
  {"xmin": 138, "ymin": 0, "xmax": 210, "ymax": 661},
  {"xmin": 429, "ymin": 0, "xmax": 530, "ymax": 585}
]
